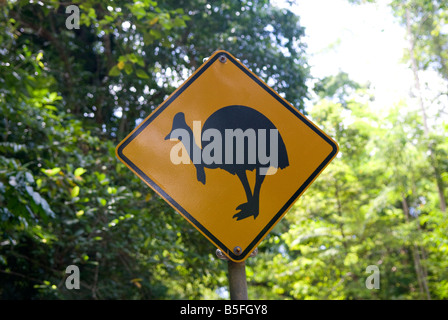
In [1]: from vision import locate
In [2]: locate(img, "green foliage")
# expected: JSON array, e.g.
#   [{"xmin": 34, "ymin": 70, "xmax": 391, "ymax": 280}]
[
  {"xmin": 1, "ymin": 0, "xmax": 447, "ymax": 300},
  {"xmin": 314, "ymin": 72, "xmax": 364, "ymax": 106},
  {"xmin": 0, "ymin": 59, "xmax": 224, "ymax": 298},
  {"xmin": 389, "ymin": 0, "xmax": 448, "ymax": 79},
  {"xmin": 247, "ymin": 77, "xmax": 448, "ymax": 299},
  {"xmin": 0, "ymin": 0, "xmax": 308, "ymax": 299},
  {"xmin": 4, "ymin": 0, "xmax": 309, "ymax": 142}
]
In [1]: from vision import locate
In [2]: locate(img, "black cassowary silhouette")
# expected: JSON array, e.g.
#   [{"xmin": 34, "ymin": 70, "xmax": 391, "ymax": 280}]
[{"xmin": 165, "ymin": 105, "xmax": 289, "ymax": 221}]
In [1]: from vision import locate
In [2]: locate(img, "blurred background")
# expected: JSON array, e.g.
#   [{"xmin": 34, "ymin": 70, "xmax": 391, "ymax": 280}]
[{"xmin": 0, "ymin": 0, "xmax": 447, "ymax": 299}]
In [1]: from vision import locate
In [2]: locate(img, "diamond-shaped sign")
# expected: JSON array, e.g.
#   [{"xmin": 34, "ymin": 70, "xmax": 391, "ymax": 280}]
[{"xmin": 116, "ymin": 50, "xmax": 338, "ymax": 261}]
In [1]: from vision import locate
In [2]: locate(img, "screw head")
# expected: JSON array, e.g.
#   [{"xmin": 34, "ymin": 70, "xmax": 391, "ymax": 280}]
[
  {"xmin": 249, "ymin": 247, "xmax": 258, "ymax": 257},
  {"xmin": 215, "ymin": 249, "xmax": 229, "ymax": 260},
  {"xmin": 218, "ymin": 55, "xmax": 227, "ymax": 63},
  {"xmin": 233, "ymin": 246, "xmax": 242, "ymax": 255}
]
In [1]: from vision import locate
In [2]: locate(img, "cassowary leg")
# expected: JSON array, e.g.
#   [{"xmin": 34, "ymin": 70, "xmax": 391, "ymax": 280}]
[
  {"xmin": 251, "ymin": 167, "xmax": 266, "ymax": 219},
  {"xmin": 233, "ymin": 170, "xmax": 259, "ymax": 221},
  {"xmin": 236, "ymin": 170, "xmax": 252, "ymax": 204}
]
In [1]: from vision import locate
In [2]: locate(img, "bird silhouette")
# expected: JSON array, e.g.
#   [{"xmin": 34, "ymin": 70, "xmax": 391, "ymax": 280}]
[{"xmin": 165, "ymin": 105, "xmax": 289, "ymax": 221}]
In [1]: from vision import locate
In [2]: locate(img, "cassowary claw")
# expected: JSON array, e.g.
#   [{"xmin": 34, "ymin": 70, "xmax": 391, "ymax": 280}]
[{"xmin": 233, "ymin": 201, "xmax": 259, "ymax": 221}]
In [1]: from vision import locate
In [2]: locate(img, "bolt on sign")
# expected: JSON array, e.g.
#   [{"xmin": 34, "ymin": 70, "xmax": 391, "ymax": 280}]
[{"xmin": 116, "ymin": 50, "xmax": 339, "ymax": 262}]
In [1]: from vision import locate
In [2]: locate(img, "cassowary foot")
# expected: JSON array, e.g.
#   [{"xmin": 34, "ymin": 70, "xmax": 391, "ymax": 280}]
[{"xmin": 233, "ymin": 201, "xmax": 259, "ymax": 221}]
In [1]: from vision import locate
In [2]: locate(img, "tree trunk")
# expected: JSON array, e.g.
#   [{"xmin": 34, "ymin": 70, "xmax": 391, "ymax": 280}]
[
  {"xmin": 402, "ymin": 195, "xmax": 431, "ymax": 300},
  {"xmin": 334, "ymin": 180, "xmax": 348, "ymax": 251},
  {"xmin": 405, "ymin": 8, "xmax": 447, "ymax": 213}
]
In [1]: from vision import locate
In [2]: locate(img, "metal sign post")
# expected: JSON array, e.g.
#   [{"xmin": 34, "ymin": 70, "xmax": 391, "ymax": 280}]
[
  {"xmin": 216, "ymin": 248, "xmax": 258, "ymax": 300},
  {"xmin": 227, "ymin": 260, "xmax": 248, "ymax": 300}
]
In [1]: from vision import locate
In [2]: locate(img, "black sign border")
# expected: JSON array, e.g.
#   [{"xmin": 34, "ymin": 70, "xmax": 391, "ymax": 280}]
[{"xmin": 116, "ymin": 51, "xmax": 338, "ymax": 261}]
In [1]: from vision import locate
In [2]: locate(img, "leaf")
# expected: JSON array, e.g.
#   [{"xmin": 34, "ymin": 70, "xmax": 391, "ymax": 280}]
[
  {"xmin": 343, "ymin": 253, "xmax": 359, "ymax": 266},
  {"xmin": 149, "ymin": 29, "xmax": 162, "ymax": 39},
  {"xmin": 124, "ymin": 63, "xmax": 133, "ymax": 75},
  {"xmin": 107, "ymin": 186, "xmax": 117, "ymax": 194},
  {"xmin": 39, "ymin": 198, "xmax": 55, "ymax": 218},
  {"xmin": 71, "ymin": 185, "xmax": 80, "ymax": 198},
  {"xmin": 26, "ymin": 185, "xmax": 41, "ymax": 205},
  {"xmin": 108, "ymin": 66, "xmax": 121, "ymax": 77},
  {"xmin": 98, "ymin": 198, "xmax": 107, "ymax": 206},
  {"xmin": 149, "ymin": 17, "xmax": 159, "ymax": 25},
  {"xmin": 131, "ymin": 278, "xmax": 142, "ymax": 288},
  {"xmin": 8, "ymin": 176, "xmax": 17, "ymax": 187},
  {"xmin": 127, "ymin": 53, "xmax": 139, "ymax": 63},
  {"xmin": 135, "ymin": 56, "xmax": 145, "ymax": 67},
  {"xmin": 117, "ymin": 61, "xmax": 125, "ymax": 70},
  {"xmin": 173, "ymin": 17, "xmax": 186, "ymax": 28},
  {"xmin": 48, "ymin": 92, "xmax": 60, "ymax": 101},
  {"xmin": 45, "ymin": 105, "xmax": 58, "ymax": 111},
  {"xmin": 25, "ymin": 172, "xmax": 34, "ymax": 184},
  {"xmin": 43, "ymin": 167, "xmax": 61, "ymax": 176},
  {"xmin": 76, "ymin": 210, "xmax": 84, "ymax": 217},
  {"xmin": 136, "ymin": 69, "xmax": 150, "ymax": 79},
  {"xmin": 74, "ymin": 167, "xmax": 87, "ymax": 177}
]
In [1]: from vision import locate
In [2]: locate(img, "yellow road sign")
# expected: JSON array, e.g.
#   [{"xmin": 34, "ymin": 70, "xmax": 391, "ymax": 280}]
[{"xmin": 116, "ymin": 50, "xmax": 338, "ymax": 262}]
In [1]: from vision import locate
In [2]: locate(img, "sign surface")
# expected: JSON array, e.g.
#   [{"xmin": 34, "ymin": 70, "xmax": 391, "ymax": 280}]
[{"xmin": 116, "ymin": 50, "xmax": 338, "ymax": 261}]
